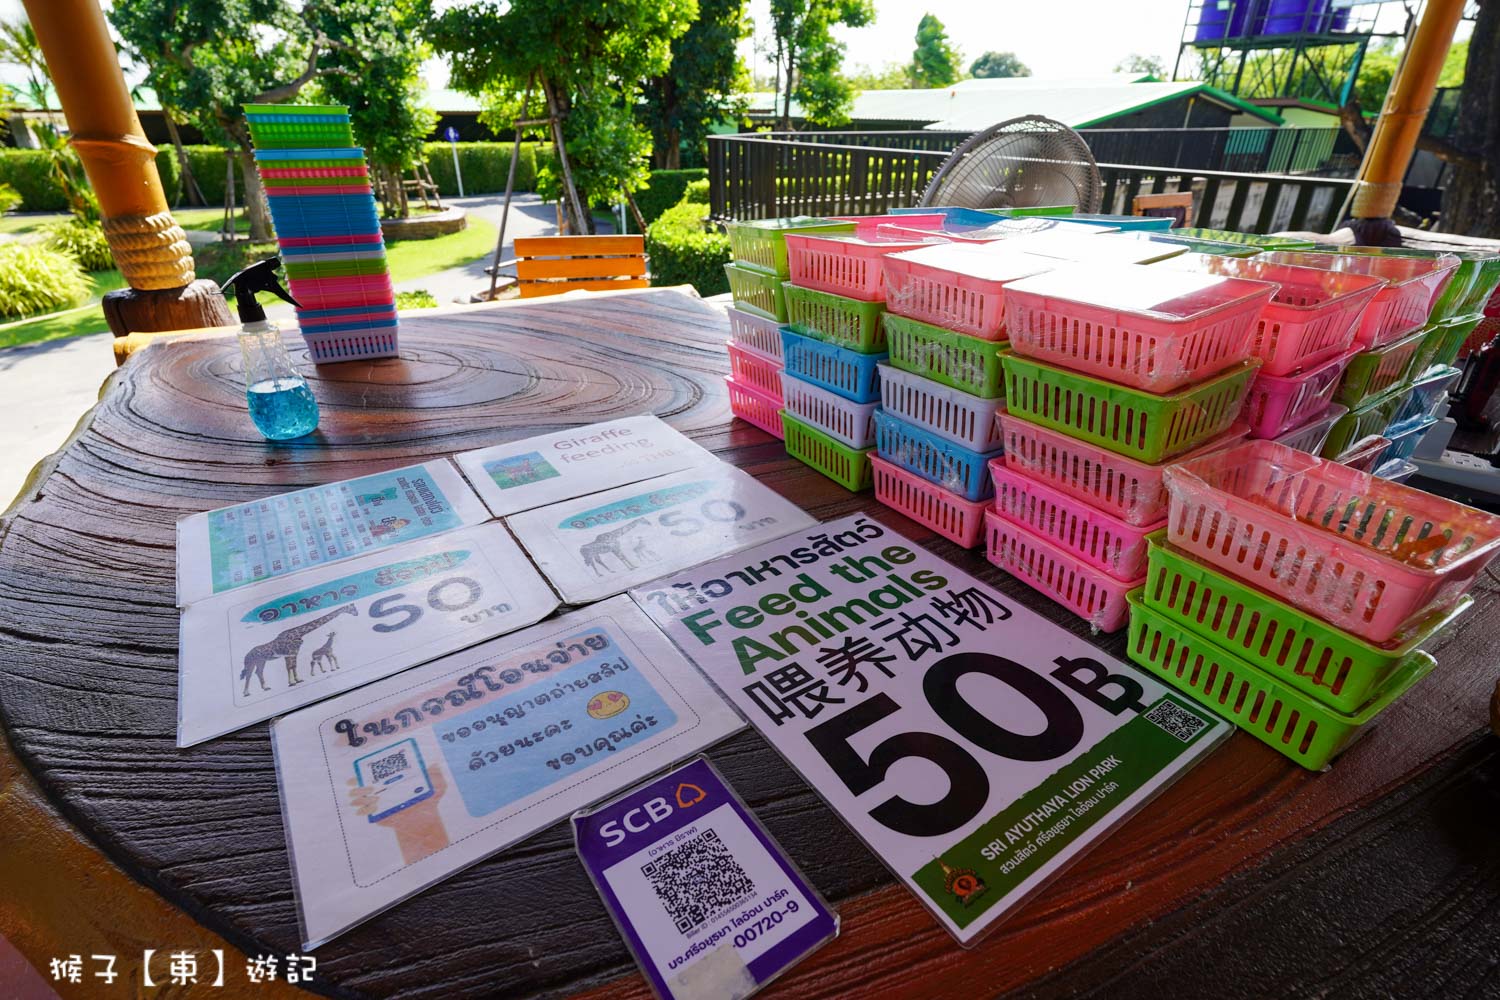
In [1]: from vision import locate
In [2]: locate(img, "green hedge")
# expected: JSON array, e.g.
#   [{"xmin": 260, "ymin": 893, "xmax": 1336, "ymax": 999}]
[
  {"xmin": 647, "ymin": 200, "xmax": 729, "ymax": 296},
  {"xmin": 0, "ymin": 150, "xmax": 66, "ymax": 211},
  {"xmin": 625, "ymin": 168, "xmax": 708, "ymax": 234},
  {"xmin": 423, "ymin": 142, "xmax": 540, "ymax": 196}
]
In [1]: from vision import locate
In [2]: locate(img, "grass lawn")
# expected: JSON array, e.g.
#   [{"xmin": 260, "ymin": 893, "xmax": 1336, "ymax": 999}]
[{"xmin": 0, "ymin": 215, "xmax": 499, "ymax": 350}]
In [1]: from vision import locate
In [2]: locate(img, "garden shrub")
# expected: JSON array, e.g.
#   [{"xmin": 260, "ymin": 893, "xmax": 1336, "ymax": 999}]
[
  {"xmin": 0, "ymin": 243, "xmax": 90, "ymax": 319},
  {"xmin": 43, "ymin": 218, "xmax": 115, "ymax": 272},
  {"xmin": 0, "ymin": 183, "xmax": 21, "ymax": 214},
  {"xmin": 646, "ymin": 199, "xmax": 729, "ymax": 296},
  {"xmin": 681, "ymin": 179, "xmax": 710, "ymax": 205},
  {"xmin": 423, "ymin": 142, "xmax": 540, "ymax": 196},
  {"xmin": 395, "ymin": 289, "xmax": 439, "ymax": 310},
  {"xmin": 0, "ymin": 150, "xmax": 67, "ymax": 211},
  {"xmin": 624, "ymin": 168, "xmax": 708, "ymax": 234}
]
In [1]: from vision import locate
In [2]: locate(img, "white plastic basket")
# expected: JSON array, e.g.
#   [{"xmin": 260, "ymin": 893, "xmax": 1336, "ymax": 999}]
[
  {"xmin": 780, "ymin": 371, "xmax": 879, "ymax": 449},
  {"xmin": 727, "ymin": 304, "xmax": 785, "ymax": 361},
  {"xmin": 877, "ymin": 362, "xmax": 1005, "ymax": 452}
]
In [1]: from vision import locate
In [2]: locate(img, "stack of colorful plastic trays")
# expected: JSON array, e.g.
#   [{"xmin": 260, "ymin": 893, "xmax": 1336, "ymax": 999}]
[
  {"xmin": 990, "ymin": 264, "xmax": 1274, "ymax": 632},
  {"xmin": 246, "ymin": 104, "xmax": 396, "ymax": 362},
  {"xmin": 1129, "ymin": 439, "xmax": 1499, "ymax": 769},
  {"xmin": 866, "ymin": 243, "xmax": 1051, "ymax": 545},
  {"xmin": 1160, "ymin": 253, "xmax": 1386, "ymax": 454}
]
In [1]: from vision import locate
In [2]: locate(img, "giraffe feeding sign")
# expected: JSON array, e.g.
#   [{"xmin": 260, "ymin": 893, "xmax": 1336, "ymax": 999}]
[{"xmin": 176, "ymin": 523, "xmax": 559, "ymax": 747}]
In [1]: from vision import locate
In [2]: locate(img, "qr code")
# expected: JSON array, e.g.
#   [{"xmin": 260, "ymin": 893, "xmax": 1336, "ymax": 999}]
[
  {"xmin": 641, "ymin": 829, "xmax": 755, "ymax": 935},
  {"xmin": 1145, "ymin": 700, "xmax": 1209, "ymax": 743},
  {"xmin": 369, "ymin": 750, "xmax": 409, "ymax": 782}
]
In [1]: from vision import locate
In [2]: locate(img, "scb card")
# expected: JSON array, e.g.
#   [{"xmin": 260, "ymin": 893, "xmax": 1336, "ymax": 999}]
[{"xmin": 573, "ymin": 758, "xmax": 837, "ymax": 1000}]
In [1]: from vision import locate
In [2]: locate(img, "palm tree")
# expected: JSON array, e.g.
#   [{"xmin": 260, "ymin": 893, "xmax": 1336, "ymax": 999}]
[{"xmin": 0, "ymin": 18, "xmax": 55, "ymax": 124}]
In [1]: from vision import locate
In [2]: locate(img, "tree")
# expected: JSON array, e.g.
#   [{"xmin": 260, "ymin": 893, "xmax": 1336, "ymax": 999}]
[
  {"xmin": 0, "ymin": 17, "xmax": 94, "ymax": 219},
  {"xmin": 845, "ymin": 62, "xmax": 911, "ymax": 91},
  {"xmin": 430, "ymin": 0, "xmax": 694, "ymax": 234},
  {"xmin": 768, "ymin": 0, "xmax": 876, "ymax": 129},
  {"xmin": 1352, "ymin": 37, "xmax": 1467, "ymax": 112},
  {"xmin": 909, "ymin": 14, "xmax": 961, "ymax": 88},
  {"xmin": 969, "ymin": 51, "xmax": 1030, "ymax": 79},
  {"xmin": 0, "ymin": 18, "xmax": 50, "ymax": 122},
  {"xmin": 642, "ymin": 0, "xmax": 749, "ymax": 169},
  {"xmin": 1441, "ymin": 0, "xmax": 1498, "ymax": 235},
  {"xmin": 1114, "ymin": 53, "xmax": 1166, "ymax": 78}
]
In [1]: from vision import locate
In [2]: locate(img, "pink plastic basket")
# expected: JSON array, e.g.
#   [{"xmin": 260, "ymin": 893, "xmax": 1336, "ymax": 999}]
[
  {"xmin": 835, "ymin": 213, "xmax": 948, "ymax": 237},
  {"xmin": 726, "ymin": 375, "xmax": 784, "ymax": 439},
  {"xmin": 727, "ymin": 305, "xmax": 784, "ymax": 361},
  {"xmin": 266, "ymin": 183, "xmax": 373, "ymax": 196},
  {"xmin": 1003, "ymin": 264, "xmax": 1277, "ymax": 393},
  {"xmin": 983, "ymin": 509, "xmax": 1138, "ymax": 632},
  {"xmin": 726, "ymin": 342, "xmax": 783, "ymax": 400},
  {"xmin": 278, "ymin": 233, "xmax": 385, "ymax": 248},
  {"xmin": 1161, "ymin": 254, "xmax": 1386, "ymax": 376},
  {"xmin": 1273, "ymin": 402, "xmax": 1348, "ymax": 454},
  {"xmin": 990, "ymin": 462, "xmax": 1160, "ymax": 580},
  {"xmin": 259, "ymin": 166, "xmax": 370, "ymax": 180},
  {"xmin": 785, "ymin": 233, "xmax": 938, "ymax": 301},
  {"xmin": 1164, "ymin": 438, "xmax": 1500, "ymax": 642},
  {"xmin": 1241, "ymin": 348, "xmax": 1355, "ymax": 439},
  {"xmin": 1259, "ymin": 251, "xmax": 1459, "ymax": 349},
  {"xmin": 1335, "ymin": 434, "xmax": 1391, "ymax": 473},
  {"xmin": 882, "ymin": 244, "xmax": 1053, "ymax": 340},
  {"xmin": 995, "ymin": 409, "xmax": 1246, "ymax": 527},
  {"xmin": 872, "ymin": 454, "xmax": 988, "ymax": 547},
  {"xmin": 780, "ymin": 371, "xmax": 878, "ymax": 449}
]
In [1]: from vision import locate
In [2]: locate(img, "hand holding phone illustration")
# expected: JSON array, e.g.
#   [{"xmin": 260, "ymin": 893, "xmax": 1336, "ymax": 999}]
[{"xmin": 348, "ymin": 738, "xmax": 451, "ymax": 866}]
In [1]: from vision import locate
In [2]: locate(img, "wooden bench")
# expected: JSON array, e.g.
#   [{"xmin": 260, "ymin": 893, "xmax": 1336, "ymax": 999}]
[{"xmin": 493, "ymin": 235, "xmax": 650, "ymax": 298}]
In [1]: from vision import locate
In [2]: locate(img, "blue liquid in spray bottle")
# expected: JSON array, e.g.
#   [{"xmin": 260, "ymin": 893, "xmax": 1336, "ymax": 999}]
[{"xmin": 222, "ymin": 257, "xmax": 320, "ymax": 441}]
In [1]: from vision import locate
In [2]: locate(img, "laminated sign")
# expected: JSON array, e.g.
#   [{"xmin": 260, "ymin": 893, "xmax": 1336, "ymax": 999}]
[
  {"xmin": 176, "ymin": 460, "xmax": 490, "ymax": 606},
  {"xmin": 177, "ymin": 523, "xmax": 558, "ymax": 746},
  {"xmin": 634, "ymin": 515, "xmax": 1230, "ymax": 945},
  {"xmin": 509, "ymin": 465, "xmax": 817, "ymax": 604},
  {"xmin": 453, "ymin": 415, "xmax": 718, "ymax": 517},
  {"xmin": 271, "ymin": 596, "xmax": 744, "ymax": 949}
]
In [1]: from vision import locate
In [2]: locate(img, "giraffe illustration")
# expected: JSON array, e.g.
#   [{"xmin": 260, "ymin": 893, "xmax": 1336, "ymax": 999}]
[
  {"xmin": 241, "ymin": 604, "xmax": 358, "ymax": 696},
  {"xmin": 309, "ymin": 631, "xmax": 341, "ymax": 675},
  {"xmin": 579, "ymin": 519, "xmax": 651, "ymax": 577}
]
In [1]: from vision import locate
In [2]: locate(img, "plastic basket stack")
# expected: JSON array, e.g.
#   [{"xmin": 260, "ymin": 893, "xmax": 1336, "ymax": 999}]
[
  {"xmin": 865, "ymin": 242, "xmax": 1052, "ymax": 545},
  {"xmin": 1127, "ymin": 438, "xmax": 1500, "ymax": 770},
  {"xmin": 987, "ymin": 263, "xmax": 1276, "ymax": 632},
  {"xmin": 247, "ymin": 104, "xmax": 397, "ymax": 363}
]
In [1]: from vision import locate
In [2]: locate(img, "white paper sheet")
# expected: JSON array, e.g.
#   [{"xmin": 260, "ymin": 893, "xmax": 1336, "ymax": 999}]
[
  {"xmin": 271, "ymin": 596, "xmax": 745, "ymax": 949},
  {"xmin": 177, "ymin": 523, "xmax": 558, "ymax": 746}
]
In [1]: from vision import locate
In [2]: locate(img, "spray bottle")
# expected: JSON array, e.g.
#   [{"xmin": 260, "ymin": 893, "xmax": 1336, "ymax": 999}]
[{"xmin": 221, "ymin": 258, "xmax": 320, "ymax": 441}]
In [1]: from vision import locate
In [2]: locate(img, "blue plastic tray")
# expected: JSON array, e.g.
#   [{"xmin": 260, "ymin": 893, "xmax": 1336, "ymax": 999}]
[
  {"xmin": 254, "ymin": 146, "xmax": 366, "ymax": 161},
  {"xmin": 873, "ymin": 410, "xmax": 1000, "ymax": 501},
  {"xmin": 780, "ymin": 328, "xmax": 885, "ymax": 403}
]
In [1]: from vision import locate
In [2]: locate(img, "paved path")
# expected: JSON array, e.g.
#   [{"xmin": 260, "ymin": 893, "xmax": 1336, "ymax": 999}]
[{"xmin": 0, "ymin": 332, "xmax": 116, "ymax": 509}]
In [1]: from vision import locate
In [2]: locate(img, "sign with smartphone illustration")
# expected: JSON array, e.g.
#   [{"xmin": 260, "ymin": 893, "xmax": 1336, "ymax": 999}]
[
  {"xmin": 177, "ymin": 523, "xmax": 558, "ymax": 746},
  {"xmin": 634, "ymin": 515, "xmax": 1230, "ymax": 946},
  {"xmin": 509, "ymin": 464, "xmax": 817, "ymax": 604},
  {"xmin": 271, "ymin": 596, "xmax": 744, "ymax": 950},
  {"xmin": 453, "ymin": 415, "xmax": 718, "ymax": 518},
  {"xmin": 176, "ymin": 460, "xmax": 490, "ymax": 606}
]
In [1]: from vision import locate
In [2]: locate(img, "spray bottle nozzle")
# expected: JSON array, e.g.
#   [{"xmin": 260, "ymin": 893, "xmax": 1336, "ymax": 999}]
[{"xmin": 220, "ymin": 257, "xmax": 301, "ymax": 324}]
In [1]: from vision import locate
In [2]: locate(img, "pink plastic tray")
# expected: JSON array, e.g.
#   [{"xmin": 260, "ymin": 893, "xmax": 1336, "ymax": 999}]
[
  {"xmin": 1335, "ymin": 434, "xmax": 1391, "ymax": 473},
  {"xmin": 1273, "ymin": 402, "xmax": 1348, "ymax": 454},
  {"xmin": 726, "ymin": 341, "xmax": 783, "ymax": 400},
  {"xmin": 1259, "ymin": 251, "xmax": 1459, "ymax": 349},
  {"xmin": 279, "ymin": 233, "xmax": 385, "ymax": 248},
  {"xmin": 1003, "ymin": 264, "xmax": 1277, "ymax": 392},
  {"xmin": 1242, "ymin": 348, "xmax": 1355, "ymax": 439},
  {"xmin": 259, "ymin": 166, "xmax": 371, "ymax": 180},
  {"xmin": 834, "ymin": 213, "xmax": 948, "ymax": 237},
  {"xmin": 994, "ymin": 409, "xmax": 1246, "ymax": 527},
  {"xmin": 725, "ymin": 375, "xmax": 784, "ymax": 439},
  {"xmin": 872, "ymin": 454, "xmax": 988, "ymax": 547},
  {"xmin": 266, "ymin": 184, "xmax": 374, "ymax": 196},
  {"xmin": 881, "ymin": 244, "xmax": 1052, "ymax": 340},
  {"xmin": 1164, "ymin": 438, "xmax": 1500, "ymax": 641},
  {"xmin": 989, "ymin": 462, "xmax": 1162, "ymax": 580},
  {"xmin": 983, "ymin": 509, "xmax": 1138, "ymax": 632},
  {"xmin": 785, "ymin": 233, "xmax": 938, "ymax": 301}
]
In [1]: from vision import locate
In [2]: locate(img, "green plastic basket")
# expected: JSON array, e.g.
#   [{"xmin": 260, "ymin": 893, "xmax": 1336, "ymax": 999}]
[
  {"xmin": 1320, "ymin": 245, "xmax": 1485, "ymax": 323},
  {"xmin": 1457, "ymin": 254, "xmax": 1500, "ymax": 315},
  {"xmin": 782, "ymin": 282, "xmax": 886, "ymax": 353},
  {"xmin": 1141, "ymin": 533, "xmax": 1469, "ymax": 714},
  {"xmin": 282, "ymin": 257, "xmax": 388, "ymax": 280},
  {"xmin": 1001, "ymin": 353, "xmax": 1259, "ymax": 464},
  {"xmin": 1126, "ymin": 591, "xmax": 1437, "ymax": 770},
  {"xmin": 1171, "ymin": 228, "xmax": 1317, "ymax": 251},
  {"xmin": 725, "ymin": 217, "xmax": 854, "ymax": 276},
  {"xmin": 884, "ymin": 313, "xmax": 1006, "ymax": 398},
  {"xmin": 981, "ymin": 205, "xmax": 1075, "ymax": 218},
  {"xmin": 1320, "ymin": 386, "xmax": 1408, "ymax": 458},
  {"xmin": 261, "ymin": 175, "xmax": 371, "ymax": 189},
  {"xmin": 249, "ymin": 124, "xmax": 357, "ymax": 149},
  {"xmin": 243, "ymin": 104, "xmax": 350, "ymax": 117},
  {"xmin": 783, "ymin": 412, "xmax": 873, "ymax": 491},
  {"xmin": 1334, "ymin": 327, "xmax": 1427, "ymax": 408},
  {"xmin": 724, "ymin": 262, "xmax": 787, "ymax": 322},
  {"xmin": 1422, "ymin": 312, "xmax": 1486, "ymax": 371}
]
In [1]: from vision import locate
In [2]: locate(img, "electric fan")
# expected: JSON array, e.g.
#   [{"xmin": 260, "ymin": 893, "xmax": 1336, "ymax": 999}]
[{"xmin": 919, "ymin": 116, "xmax": 1103, "ymax": 213}]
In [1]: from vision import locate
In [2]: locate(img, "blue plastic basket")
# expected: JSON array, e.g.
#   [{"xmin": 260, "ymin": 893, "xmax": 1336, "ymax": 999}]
[
  {"xmin": 1379, "ymin": 417, "xmax": 1436, "ymax": 466},
  {"xmin": 1390, "ymin": 366, "xmax": 1461, "ymax": 427},
  {"xmin": 780, "ymin": 328, "xmax": 885, "ymax": 403},
  {"xmin": 254, "ymin": 146, "xmax": 366, "ymax": 162},
  {"xmin": 874, "ymin": 410, "xmax": 1000, "ymax": 502},
  {"xmin": 246, "ymin": 112, "xmax": 350, "ymax": 125}
]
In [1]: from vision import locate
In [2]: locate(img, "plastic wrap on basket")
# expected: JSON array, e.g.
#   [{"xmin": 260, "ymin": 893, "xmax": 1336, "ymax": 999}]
[
  {"xmin": 726, "ymin": 305, "xmax": 785, "ymax": 361},
  {"xmin": 884, "ymin": 313, "xmax": 1006, "ymax": 399},
  {"xmin": 1258, "ymin": 250, "xmax": 1459, "ymax": 350},
  {"xmin": 1334, "ymin": 328, "xmax": 1428, "ymax": 408},
  {"xmin": 983, "ymin": 509, "xmax": 1138, "ymax": 633},
  {"xmin": 1379, "ymin": 417, "xmax": 1436, "ymax": 466},
  {"xmin": 871, "ymin": 454, "xmax": 988, "ymax": 548},
  {"xmin": 780, "ymin": 328, "xmax": 884, "ymax": 403},
  {"xmin": 1241, "ymin": 348, "xmax": 1355, "ymax": 439},
  {"xmin": 1375, "ymin": 459, "xmax": 1420, "ymax": 483},
  {"xmin": 1272, "ymin": 402, "xmax": 1347, "ymax": 455},
  {"xmin": 780, "ymin": 371, "xmax": 879, "ymax": 449},
  {"xmin": 873, "ymin": 409, "xmax": 999, "ymax": 502},
  {"xmin": 726, "ymin": 341, "xmax": 784, "ymax": 400},
  {"xmin": 881, "ymin": 243, "xmax": 1053, "ymax": 340},
  {"xmin": 1320, "ymin": 387, "xmax": 1409, "ymax": 458},
  {"xmin": 989, "ymin": 462, "xmax": 1160, "ymax": 580},
  {"xmin": 878, "ymin": 362, "xmax": 1005, "ymax": 452},
  {"xmin": 1334, "ymin": 434, "xmax": 1393, "ymax": 473},
  {"xmin": 1391, "ymin": 366, "xmax": 1461, "ymax": 427},
  {"xmin": 1162, "ymin": 438, "xmax": 1500, "ymax": 642},
  {"xmin": 784, "ymin": 233, "xmax": 941, "ymax": 301}
]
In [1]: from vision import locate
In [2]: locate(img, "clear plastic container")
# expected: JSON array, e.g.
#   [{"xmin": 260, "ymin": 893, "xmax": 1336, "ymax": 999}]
[
  {"xmin": 881, "ymin": 243, "xmax": 1053, "ymax": 340},
  {"xmin": 1004, "ymin": 264, "xmax": 1277, "ymax": 392},
  {"xmin": 726, "ymin": 341, "xmax": 784, "ymax": 400},
  {"xmin": 1163, "ymin": 438, "xmax": 1500, "ymax": 641},
  {"xmin": 990, "ymin": 463, "xmax": 1160, "ymax": 580},
  {"xmin": 1334, "ymin": 434, "xmax": 1393, "ymax": 473},
  {"xmin": 873, "ymin": 409, "xmax": 999, "ymax": 502},
  {"xmin": 1390, "ymin": 365, "xmax": 1461, "ymax": 427},
  {"xmin": 878, "ymin": 362, "xmax": 1005, "ymax": 452},
  {"xmin": 780, "ymin": 371, "xmax": 879, "ymax": 449},
  {"xmin": 1375, "ymin": 459, "xmax": 1420, "ymax": 483},
  {"xmin": 726, "ymin": 305, "xmax": 785, "ymax": 361},
  {"xmin": 784, "ymin": 233, "xmax": 940, "ymax": 301},
  {"xmin": 1242, "ymin": 348, "xmax": 1355, "ymax": 439},
  {"xmin": 780, "ymin": 328, "xmax": 884, "ymax": 403},
  {"xmin": 872, "ymin": 454, "xmax": 988, "ymax": 548},
  {"xmin": 984, "ymin": 509, "xmax": 1138, "ymax": 632},
  {"xmin": 1259, "ymin": 250, "xmax": 1459, "ymax": 349},
  {"xmin": 725, "ymin": 375, "xmax": 784, "ymax": 439},
  {"xmin": 1273, "ymin": 402, "xmax": 1348, "ymax": 455}
]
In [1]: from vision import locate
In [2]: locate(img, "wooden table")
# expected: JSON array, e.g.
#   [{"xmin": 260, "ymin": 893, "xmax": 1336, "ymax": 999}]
[{"xmin": 2, "ymin": 288, "xmax": 1498, "ymax": 999}]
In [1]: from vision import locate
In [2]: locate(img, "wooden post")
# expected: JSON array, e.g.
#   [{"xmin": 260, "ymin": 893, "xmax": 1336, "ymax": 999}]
[{"xmin": 22, "ymin": 0, "xmax": 231, "ymax": 357}]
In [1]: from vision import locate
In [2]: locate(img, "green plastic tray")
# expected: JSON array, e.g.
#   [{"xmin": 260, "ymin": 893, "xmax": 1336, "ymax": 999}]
[
  {"xmin": 1141, "ymin": 532, "xmax": 1469, "ymax": 714},
  {"xmin": 782, "ymin": 411, "xmax": 873, "ymax": 491},
  {"xmin": 1172, "ymin": 228, "xmax": 1317, "ymax": 251},
  {"xmin": 261, "ymin": 175, "xmax": 370, "ymax": 189},
  {"xmin": 1321, "ymin": 245, "xmax": 1485, "ymax": 323},
  {"xmin": 725, "ymin": 217, "xmax": 854, "ymax": 276},
  {"xmin": 1320, "ymin": 386, "xmax": 1408, "ymax": 458},
  {"xmin": 244, "ymin": 104, "xmax": 349, "ymax": 117},
  {"xmin": 1421, "ymin": 312, "xmax": 1486, "ymax": 371},
  {"xmin": 981, "ymin": 205, "xmax": 1075, "ymax": 218},
  {"xmin": 1126, "ymin": 591, "xmax": 1436, "ymax": 770},
  {"xmin": 1457, "ymin": 254, "xmax": 1500, "ymax": 315},
  {"xmin": 1001, "ymin": 353, "xmax": 1258, "ymax": 464},
  {"xmin": 884, "ymin": 313, "xmax": 1006, "ymax": 398},
  {"xmin": 1334, "ymin": 327, "xmax": 1427, "ymax": 409},
  {"xmin": 256, "ymin": 156, "xmax": 368, "ymax": 170},
  {"xmin": 724, "ymin": 262, "xmax": 787, "ymax": 322},
  {"xmin": 283, "ymin": 257, "xmax": 388, "ymax": 279},
  {"xmin": 783, "ymin": 282, "xmax": 886, "ymax": 353}
]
